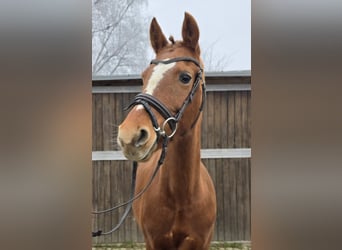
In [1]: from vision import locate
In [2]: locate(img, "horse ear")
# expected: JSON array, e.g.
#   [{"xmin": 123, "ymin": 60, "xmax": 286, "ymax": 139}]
[
  {"xmin": 182, "ymin": 12, "xmax": 200, "ymax": 53},
  {"xmin": 150, "ymin": 17, "xmax": 168, "ymax": 54}
]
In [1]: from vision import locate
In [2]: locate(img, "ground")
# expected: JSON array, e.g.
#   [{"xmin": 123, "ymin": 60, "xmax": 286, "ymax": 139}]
[{"xmin": 92, "ymin": 241, "xmax": 251, "ymax": 250}]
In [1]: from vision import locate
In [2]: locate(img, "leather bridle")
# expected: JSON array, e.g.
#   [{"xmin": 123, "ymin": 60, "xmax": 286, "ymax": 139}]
[
  {"xmin": 126, "ymin": 56, "xmax": 206, "ymax": 140},
  {"xmin": 92, "ymin": 57, "xmax": 206, "ymax": 237}
]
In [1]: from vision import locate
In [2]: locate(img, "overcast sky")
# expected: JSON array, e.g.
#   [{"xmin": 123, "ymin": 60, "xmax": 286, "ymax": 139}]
[{"xmin": 144, "ymin": 0, "xmax": 251, "ymax": 71}]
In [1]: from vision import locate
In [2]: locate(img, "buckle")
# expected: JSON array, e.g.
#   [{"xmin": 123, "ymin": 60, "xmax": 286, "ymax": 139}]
[{"xmin": 159, "ymin": 117, "xmax": 178, "ymax": 138}]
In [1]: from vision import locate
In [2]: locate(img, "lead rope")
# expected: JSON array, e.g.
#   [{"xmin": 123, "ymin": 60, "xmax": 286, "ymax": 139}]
[
  {"xmin": 92, "ymin": 161, "xmax": 137, "ymax": 237},
  {"xmin": 92, "ymin": 136, "xmax": 169, "ymax": 237}
]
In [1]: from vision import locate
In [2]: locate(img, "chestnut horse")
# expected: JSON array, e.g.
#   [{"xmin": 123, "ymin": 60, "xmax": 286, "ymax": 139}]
[{"xmin": 117, "ymin": 12, "xmax": 216, "ymax": 250}]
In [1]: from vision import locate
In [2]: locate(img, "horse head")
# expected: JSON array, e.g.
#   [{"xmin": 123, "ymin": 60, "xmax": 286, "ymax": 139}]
[{"xmin": 117, "ymin": 12, "xmax": 205, "ymax": 162}]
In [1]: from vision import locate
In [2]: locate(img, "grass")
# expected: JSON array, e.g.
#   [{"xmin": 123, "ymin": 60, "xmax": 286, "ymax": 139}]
[
  {"xmin": 210, "ymin": 241, "xmax": 251, "ymax": 249},
  {"xmin": 92, "ymin": 241, "xmax": 251, "ymax": 250}
]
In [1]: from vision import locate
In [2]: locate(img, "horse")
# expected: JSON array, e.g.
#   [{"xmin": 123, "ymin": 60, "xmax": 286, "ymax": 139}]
[{"xmin": 117, "ymin": 12, "xmax": 216, "ymax": 250}]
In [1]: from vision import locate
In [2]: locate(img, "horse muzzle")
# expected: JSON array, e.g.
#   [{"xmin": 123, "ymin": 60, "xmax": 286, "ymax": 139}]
[{"xmin": 117, "ymin": 123, "xmax": 158, "ymax": 162}]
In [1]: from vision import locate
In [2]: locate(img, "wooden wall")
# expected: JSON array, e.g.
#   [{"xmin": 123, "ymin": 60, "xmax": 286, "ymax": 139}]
[{"xmin": 92, "ymin": 72, "xmax": 251, "ymax": 244}]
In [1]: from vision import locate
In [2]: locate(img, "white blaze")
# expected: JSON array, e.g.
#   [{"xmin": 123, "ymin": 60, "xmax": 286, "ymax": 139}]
[
  {"xmin": 135, "ymin": 104, "xmax": 144, "ymax": 110},
  {"xmin": 145, "ymin": 60, "xmax": 176, "ymax": 95}
]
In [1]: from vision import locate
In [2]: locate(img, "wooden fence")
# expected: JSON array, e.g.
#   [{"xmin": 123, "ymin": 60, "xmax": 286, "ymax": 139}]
[{"xmin": 92, "ymin": 71, "xmax": 251, "ymax": 244}]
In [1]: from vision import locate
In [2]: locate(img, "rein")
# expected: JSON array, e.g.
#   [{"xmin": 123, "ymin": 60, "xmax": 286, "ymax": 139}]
[
  {"xmin": 92, "ymin": 57, "xmax": 205, "ymax": 237},
  {"xmin": 92, "ymin": 138, "xmax": 169, "ymax": 237}
]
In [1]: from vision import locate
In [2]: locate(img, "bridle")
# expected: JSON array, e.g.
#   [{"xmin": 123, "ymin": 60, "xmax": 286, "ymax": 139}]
[
  {"xmin": 92, "ymin": 56, "xmax": 206, "ymax": 237},
  {"xmin": 127, "ymin": 56, "xmax": 206, "ymax": 139}
]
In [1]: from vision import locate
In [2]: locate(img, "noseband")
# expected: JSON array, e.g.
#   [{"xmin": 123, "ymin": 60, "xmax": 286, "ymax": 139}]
[{"xmin": 125, "ymin": 56, "xmax": 206, "ymax": 140}]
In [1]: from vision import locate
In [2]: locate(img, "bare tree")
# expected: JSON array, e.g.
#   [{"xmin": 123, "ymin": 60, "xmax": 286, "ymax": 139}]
[
  {"xmin": 202, "ymin": 39, "xmax": 232, "ymax": 72},
  {"xmin": 92, "ymin": 0, "xmax": 149, "ymax": 75}
]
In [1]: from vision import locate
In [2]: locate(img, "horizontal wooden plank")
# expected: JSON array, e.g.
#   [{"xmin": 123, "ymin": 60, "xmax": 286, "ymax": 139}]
[
  {"xmin": 92, "ymin": 148, "xmax": 251, "ymax": 161},
  {"xmin": 201, "ymin": 148, "xmax": 251, "ymax": 159},
  {"xmin": 92, "ymin": 70, "xmax": 251, "ymax": 82},
  {"xmin": 206, "ymin": 83, "xmax": 251, "ymax": 92},
  {"xmin": 92, "ymin": 86, "xmax": 141, "ymax": 93},
  {"xmin": 92, "ymin": 84, "xmax": 250, "ymax": 93},
  {"xmin": 93, "ymin": 151, "xmax": 126, "ymax": 161},
  {"xmin": 92, "ymin": 71, "xmax": 251, "ymax": 92}
]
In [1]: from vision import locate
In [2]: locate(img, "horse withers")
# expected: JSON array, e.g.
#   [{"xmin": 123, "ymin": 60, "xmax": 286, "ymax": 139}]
[{"xmin": 117, "ymin": 12, "xmax": 216, "ymax": 250}]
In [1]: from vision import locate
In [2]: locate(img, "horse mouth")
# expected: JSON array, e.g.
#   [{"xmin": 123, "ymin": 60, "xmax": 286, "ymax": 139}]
[
  {"xmin": 138, "ymin": 141, "xmax": 157, "ymax": 162},
  {"xmin": 121, "ymin": 139, "xmax": 157, "ymax": 162}
]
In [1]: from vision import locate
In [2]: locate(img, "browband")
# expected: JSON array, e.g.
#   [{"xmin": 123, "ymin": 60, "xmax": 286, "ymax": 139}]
[{"xmin": 150, "ymin": 56, "xmax": 203, "ymax": 71}]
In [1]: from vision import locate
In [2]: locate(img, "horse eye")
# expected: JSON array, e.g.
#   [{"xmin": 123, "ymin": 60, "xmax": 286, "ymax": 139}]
[{"xmin": 179, "ymin": 73, "xmax": 192, "ymax": 84}]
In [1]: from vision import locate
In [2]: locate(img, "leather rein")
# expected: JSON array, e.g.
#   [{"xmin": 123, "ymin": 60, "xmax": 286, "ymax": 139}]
[{"xmin": 92, "ymin": 57, "xmax": 206, "ymax": 237}]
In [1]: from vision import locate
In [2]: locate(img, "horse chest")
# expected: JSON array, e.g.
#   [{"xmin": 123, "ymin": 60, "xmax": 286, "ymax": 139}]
[{"xmin": 141, "ymin": 199, "xmax": 202, "ymax": 232}]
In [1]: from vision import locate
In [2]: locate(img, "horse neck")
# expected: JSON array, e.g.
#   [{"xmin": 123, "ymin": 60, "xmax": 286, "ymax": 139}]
[{"xmin": 160, "ymin": 119, "xmax": 202, "ymax": 203}]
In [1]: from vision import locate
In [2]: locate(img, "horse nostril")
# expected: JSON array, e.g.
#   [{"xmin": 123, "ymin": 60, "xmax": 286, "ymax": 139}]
[{"xmin": 135, "ymin": 128, "xmax": 149, "ymax": 147}]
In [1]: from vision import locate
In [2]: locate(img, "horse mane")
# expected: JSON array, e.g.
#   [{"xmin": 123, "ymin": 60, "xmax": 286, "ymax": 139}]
[
  {"xmin": 169, "ymin": 35, "xmax": 175, "ymax": 44},
  {"xmin": 162, "ymin": 37, "xmax": 201, "ymax": 57}
]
